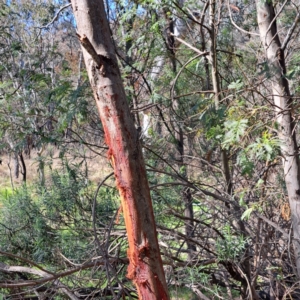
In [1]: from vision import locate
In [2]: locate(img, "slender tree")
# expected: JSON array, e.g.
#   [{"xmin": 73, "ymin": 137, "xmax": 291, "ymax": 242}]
[
  {"xmin": 256, "ymin": 0, "xmax": 300, "ymax": 277},
  {"xmin": 70, "ymin": 1, "xmax": 170, "ymax": 299}
]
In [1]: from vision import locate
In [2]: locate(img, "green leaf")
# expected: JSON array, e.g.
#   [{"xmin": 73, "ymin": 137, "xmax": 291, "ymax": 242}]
[
  {"xmin": 0, "ymin": 81, "xmax": 13, "ymax": 89},
  {"xmin": 223, "ymin": 119, "xmax": 248, "ymax": 148},
  {"xmin": 228, "ymin": 79, "xmax": 244, "ymax": 90},
  {"xmin": 241, "ymin": 207, "xmax": 253, "ymax": 221},
  {"xmin": 263, "ymin": 143, "xmax": 272, "ymax": 153}
]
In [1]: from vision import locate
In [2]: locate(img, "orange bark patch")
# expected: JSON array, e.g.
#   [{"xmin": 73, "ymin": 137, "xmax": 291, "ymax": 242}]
[
  {"xmin": 229, "ymin": 4, "xmax": 240, "ymax": 12},
  {"xmin": 281, "ymin": 202, "xmax": 291, "ymax": 220},
  {"xmin": 103, "ymin": 105, "xmax": 111, "ymax": 119},
  {"xmin": 115, "ymin": 205, "xmax": 123, "ymax": 224},
  {"xmin": 126, "ymin": 248, "xmax": 136, "ymax": 280},
  {"xmin": 94, "ymin": 91, "xmax": 168, "ymax": 299}
]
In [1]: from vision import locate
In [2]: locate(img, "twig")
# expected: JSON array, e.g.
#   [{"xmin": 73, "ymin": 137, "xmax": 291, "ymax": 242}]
[
  {"xmin": 288, "ymin": 223, "xmax": 298, "ymax": 276},
  {"xmin": 282, "ymin": 9, "xmax": 300, "ymax": 51},
  {"xmin": 171, "ymin": 53, "xmax": 208, "ymax": 103},
  {"xmin": 39, "ymin": 4, "xmax": 71, "ymax": 29},
  {"xmin": 172, "ymin": 35, "xmax": 209, "ymax": 56},
  {"xmin": 256, "ymin": 214, "xmax": 288, "ymax": 238},
  {"xmin": 227, "ymin": 0, "xmax": 259, "ymax": 36},
  {"xmin": 0, "ymin": 250, "xmax": 55, "ymax": 275},
  {"xmin": 0, "ymin": 258, "xmax": 126, "ymax": 288},
  {"xmin": 236, "ymin": 264, "xmax": 254, "ymax": 300},
  {"xmin": 264, "ymin": 0, "xmax": 288, "ymax": 46},
  {"xmin": 131, "ymin": 103, "xmax": 157, "ymax": 113}
]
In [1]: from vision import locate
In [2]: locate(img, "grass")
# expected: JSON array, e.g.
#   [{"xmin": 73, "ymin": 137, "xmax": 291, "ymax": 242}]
[{"xmin": 0, "ymin": 148, "xmax": 112, "ymax": 189}]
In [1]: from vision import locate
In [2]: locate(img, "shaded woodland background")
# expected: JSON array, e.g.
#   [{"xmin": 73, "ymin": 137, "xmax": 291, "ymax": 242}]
[{"xmin": 1, "ymin": 0, "xmax": 300, "ymax": 299}]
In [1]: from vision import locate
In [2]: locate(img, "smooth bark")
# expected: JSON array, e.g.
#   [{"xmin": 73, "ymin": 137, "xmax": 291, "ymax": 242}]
[
  {"xmin": 71, "ymin": 1, "xmax": 169, "ymax": 298},
  {"xmin": 209, "ymin": 0, "xmax": 220, "ymax": 110},
  {"xmin": 256, "ymin": 0, "xmax": 300, "ymax": 277}
]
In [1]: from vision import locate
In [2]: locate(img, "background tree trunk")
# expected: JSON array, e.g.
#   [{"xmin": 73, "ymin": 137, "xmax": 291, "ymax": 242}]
[
  {"xmin": 71, "ymin": 1, "xmax": 169, "ymax": 299},
  {"xmin": 256, "ymin": 0, "xmax": 300, "ymax": 277}
]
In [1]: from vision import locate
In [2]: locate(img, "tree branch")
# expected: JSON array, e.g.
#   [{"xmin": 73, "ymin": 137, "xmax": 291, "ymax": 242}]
[
  {"xmin": 0, "ymin": 257, "xmax": 128, "ymax": 288},
  {"xmin": 39, "ymin": 3, "xmax": 71, "ymax": 29},
  {"xmin": 282, "ymin": 9, "xmax": 300, "ymax": 51},
  {"xmin": 227, "ymin": 0, "xmax": 259, "ymax": 36}
]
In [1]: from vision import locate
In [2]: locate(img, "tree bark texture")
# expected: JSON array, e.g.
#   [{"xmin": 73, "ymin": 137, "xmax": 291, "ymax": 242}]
[
  {"xmin": 71, "ymin": 1, "xmax": 169, "ymax": 299},
  {"xmin": 209, "ymin": 0, "xmax": 221, "ymax": 110},
  {"xmin": 256, "ymin": 0, "xmax": 300, "ymax": 277}
]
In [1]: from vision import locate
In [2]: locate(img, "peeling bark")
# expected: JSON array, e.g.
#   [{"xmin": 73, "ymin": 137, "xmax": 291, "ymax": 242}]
[{"xmin": 70, "ymin": 1, "xmax": 169, "ymax": 298}]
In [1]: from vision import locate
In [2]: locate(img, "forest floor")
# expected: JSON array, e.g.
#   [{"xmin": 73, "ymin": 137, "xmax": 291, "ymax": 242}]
[
  {"xmin": 0, "ymin": 149, "xmax": 198, "ymax": 300},
  {"xmin": 0, "ymin": 147, "xmax": 113, "ymax": 189}
]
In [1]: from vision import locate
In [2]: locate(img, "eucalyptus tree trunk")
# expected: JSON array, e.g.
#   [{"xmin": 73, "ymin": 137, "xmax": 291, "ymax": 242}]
[
  {"xmin": 13, "ymin": 151, "xmax": 19, "ymax": 179},
  {"xmin": 256, "ymin": 0, "xmax": 300, "ymax": 278},
  {"xmin": 70, "ymin": 1, "xmax": 169, "ymax": 299},
  {"xmin": 209, "ymin": 0, "xmax": 221, "ymax": 111}
]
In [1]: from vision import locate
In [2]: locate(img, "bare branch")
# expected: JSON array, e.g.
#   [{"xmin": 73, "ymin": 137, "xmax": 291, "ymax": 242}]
[
  {"xmin": 39, "ymin": 3, "xmax": 71, "ymax": 29},
  {"xmin": 170, "ymin": 53, "xmax": 208, "ymax": 103},
  {"xmin": 0, "ymin": 264, "xmax": 50, "ymax": 278},
  {"xmin": 0, "ymin": 258, "xmax": 127, "ymax": 288},
  {"xmin": 257, "ymin": 213, "xmax": 289, "ymax": 238},
  {"xmin": 0, "ymin": 250, "xmax": 55, "ymax": 275},
  {"xmin": 76, "ymin": 33, "xmax": 103, "ymax": 68},
  {"xmin": 282, "ymin": 9, "xmax": 300, "ymax": 51},
  {"xmin": 265, "ymin": 0, "xmax": 288, "ymax": 45},
  {"xmin": 172, "ymin": 35, "xmax": 209, "ymax": 56},
  {"xmin": 227, "ymin": 0, "xmax": 259, "ymax": 36}
]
